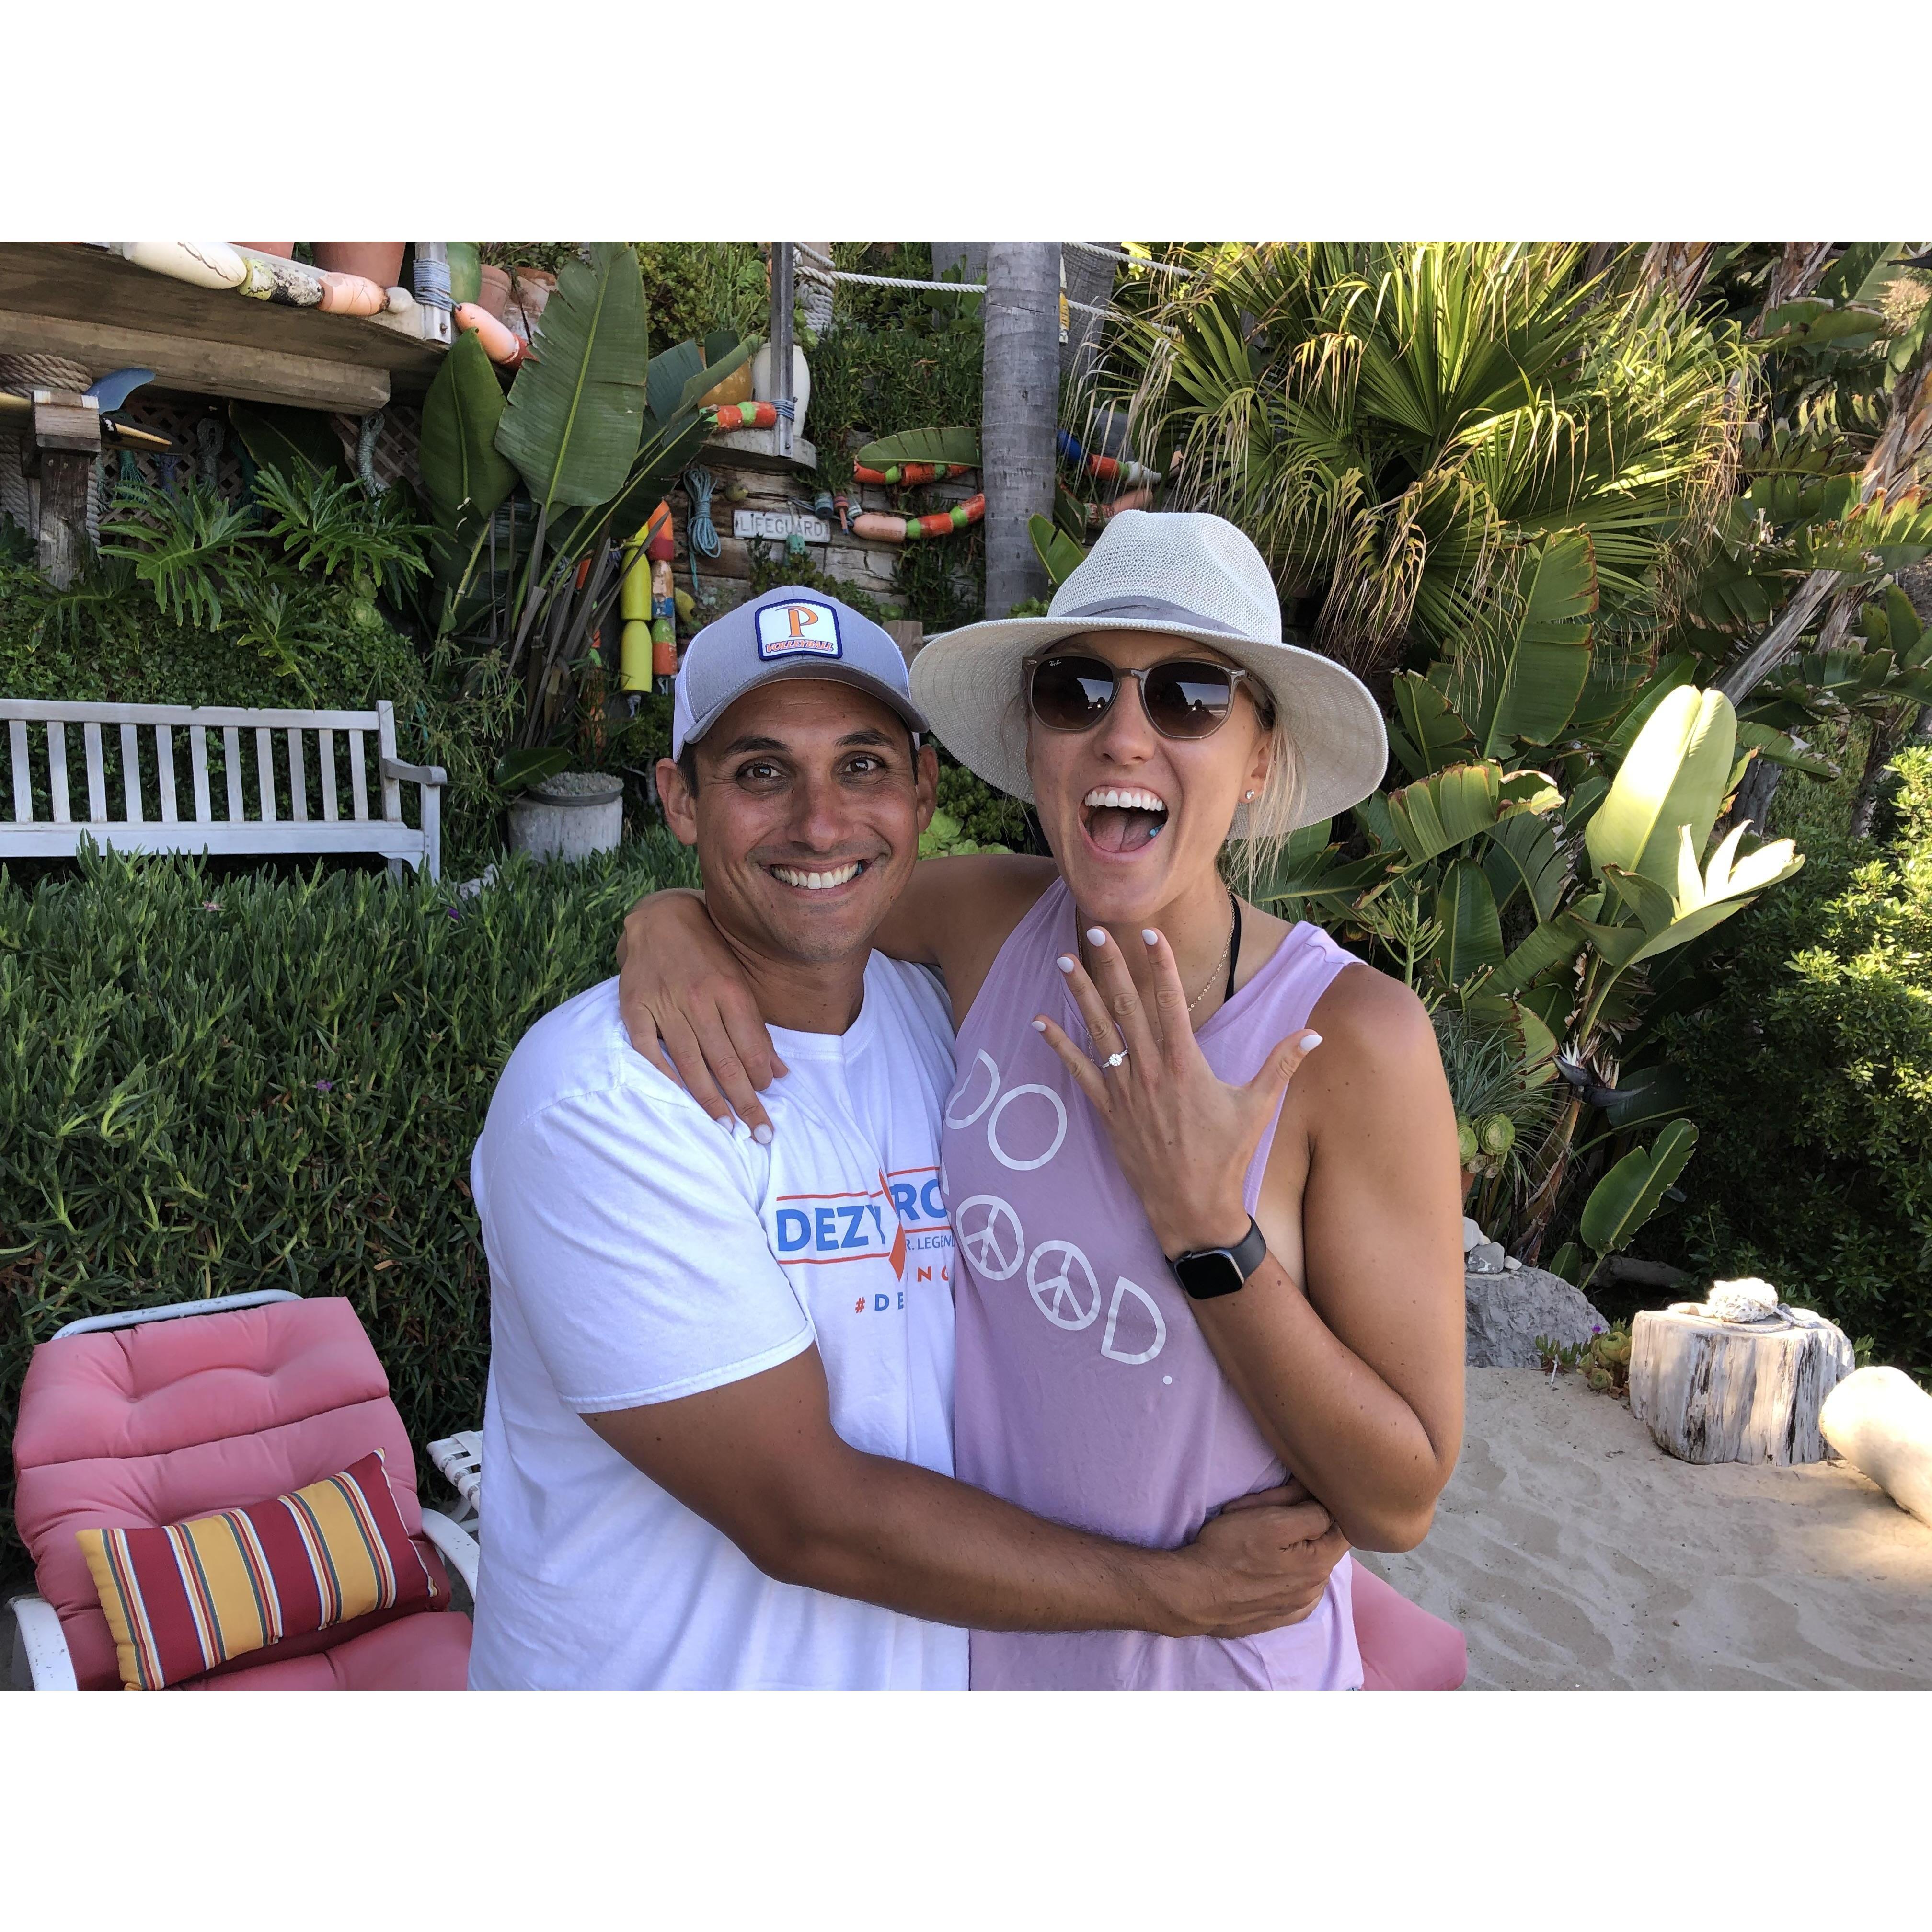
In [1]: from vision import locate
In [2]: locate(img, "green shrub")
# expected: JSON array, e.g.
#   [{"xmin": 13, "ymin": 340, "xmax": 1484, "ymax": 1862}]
[
  {"xmin": 1654, "ymin": 741, "xmax": 1932, "ymax": 1372},
  {"xmin": 0, "ymin": 837, "xmax": 697, "ymax": 1567}
]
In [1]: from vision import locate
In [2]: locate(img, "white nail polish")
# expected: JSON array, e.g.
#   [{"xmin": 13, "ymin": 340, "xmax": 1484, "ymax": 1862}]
[
  {"xmin": 1141, "ymin": 929, "xmax": 1160, "ymax": 946},
  {"xmin": 718, "ymin": 1116, "xmax": 736, "ymax": 1134},
  {"xmin": 1057, "ymin": 955, "xmax": 1076, "ymax": 974},
  {"xmin": 1031, "ymin": 1018, "xmax": 1047, "ymax": 1033},
  {"xmin": 752, "ymin": 1124, "xmax": 773, "ymax": 1146},
  {"xmin": 1299, "ymin": 1032, "xmax": 1323, "ymax": 1051},
  {"xmin": 1086, "ymin": 927, "xmax": 1108, "ymax": 947}
]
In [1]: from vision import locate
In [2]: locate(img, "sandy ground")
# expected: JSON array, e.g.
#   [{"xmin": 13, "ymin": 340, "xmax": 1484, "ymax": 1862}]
[{"xmin": 1357, "ymin": 1367, "xmax": 1932, "ymax": 1689}]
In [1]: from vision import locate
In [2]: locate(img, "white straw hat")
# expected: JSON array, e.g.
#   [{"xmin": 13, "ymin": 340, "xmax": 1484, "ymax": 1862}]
[{"xmin": 910, "ymin": 510, "xmax": 1388, "ymax": 836}]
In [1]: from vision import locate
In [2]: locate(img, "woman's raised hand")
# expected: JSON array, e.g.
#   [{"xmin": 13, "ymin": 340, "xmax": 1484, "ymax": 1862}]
[
  {"xmin": 1032, "ymin": 926, "xmax": 1322, "ymax": 1260},
  {"xmin": 615, "ymin": 891, "xmax": 788, "ymax": 1140}
]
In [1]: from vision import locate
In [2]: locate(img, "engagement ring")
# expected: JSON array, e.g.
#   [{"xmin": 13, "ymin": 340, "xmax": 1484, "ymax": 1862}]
[{"xmin": 1104, "ymin": 1050, "xmax": 1130, "ymax": 1070}]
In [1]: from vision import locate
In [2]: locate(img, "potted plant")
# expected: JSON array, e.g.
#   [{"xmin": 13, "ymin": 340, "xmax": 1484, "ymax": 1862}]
[
  {"xmin": 498, "ymin": 749, "xmax": 625, "ymax": 864},
  {"xmin": 312, "ymin": 243, "xmax": 407, "ymax": 288}
]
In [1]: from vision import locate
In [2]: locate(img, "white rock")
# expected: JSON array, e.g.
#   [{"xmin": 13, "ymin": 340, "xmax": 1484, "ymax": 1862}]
[
  {"xmin": 1504, "ymin": 1256, "xmax": 1522, "ymax": 1272},
  {"xmin": 1467, "ymin": 1241, "xmax": 1507, "ymax": 1275},
  {"xmin": 1463, "ymin": 1217, "xmax": 1485, "ymax": 1253},
  {"xmin": 1820, "ymin": 1367, "xmax": 1932, "ymax": 1528}
]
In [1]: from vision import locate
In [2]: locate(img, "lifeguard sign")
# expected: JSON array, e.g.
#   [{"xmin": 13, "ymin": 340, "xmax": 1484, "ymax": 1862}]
[{"xmin": 755, "ymin": 599, "xmax": 842, "ymax": 660}]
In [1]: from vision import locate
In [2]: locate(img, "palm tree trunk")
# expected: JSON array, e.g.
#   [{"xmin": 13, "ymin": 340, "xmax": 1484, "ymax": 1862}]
[
  {"xmin": 982, "ymin": 242, "xmax": 1061, "ymax": 618},
  {"xmin": 1849, "ymin": 701, "xmax": 1932, "ymax": 838}
]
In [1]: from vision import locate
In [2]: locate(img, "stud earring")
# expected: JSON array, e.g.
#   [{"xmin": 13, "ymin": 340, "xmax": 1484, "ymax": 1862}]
[{"xmin": 1243, "ymin": 789, "xmax": 1256, "ymax": 801}]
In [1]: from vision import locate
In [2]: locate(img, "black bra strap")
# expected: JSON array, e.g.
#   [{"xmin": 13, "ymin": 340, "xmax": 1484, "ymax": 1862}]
[{"xmin": 1226, "ymin": 892, "xmax": 1242, "ymax": 1002}]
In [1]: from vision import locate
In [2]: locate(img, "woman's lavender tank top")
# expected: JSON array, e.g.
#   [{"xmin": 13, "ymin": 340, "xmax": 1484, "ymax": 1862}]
[{"xmin": 944, "ymin": 878, "xmax": 1364, "ymax": 1689}]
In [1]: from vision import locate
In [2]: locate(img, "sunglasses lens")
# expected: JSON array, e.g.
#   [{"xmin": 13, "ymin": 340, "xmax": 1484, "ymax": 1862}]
[
  {"xmin": 1145, "ymin": 661, "xmax": 1237, "ymax": 737},
  {"xmin": 1030, "ymin": 656, "xmax": 1117, "ymax": 730}
]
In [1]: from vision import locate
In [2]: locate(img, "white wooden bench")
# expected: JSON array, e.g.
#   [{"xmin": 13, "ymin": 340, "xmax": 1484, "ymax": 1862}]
[{"xmin": 1, "ymin": 697, "xmax": 446, "ymax": 879}]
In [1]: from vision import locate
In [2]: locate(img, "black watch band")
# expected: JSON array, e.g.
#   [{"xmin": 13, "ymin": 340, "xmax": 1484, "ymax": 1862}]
[{"xmin": 1169, "ymin": 1218, "xmax": 1267, "ymax": 1301}]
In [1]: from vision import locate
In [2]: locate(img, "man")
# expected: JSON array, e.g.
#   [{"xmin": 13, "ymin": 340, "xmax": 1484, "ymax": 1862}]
[{"xmin": 467, "ymin": 587, "xmax": 1345, "ymax": 1688}]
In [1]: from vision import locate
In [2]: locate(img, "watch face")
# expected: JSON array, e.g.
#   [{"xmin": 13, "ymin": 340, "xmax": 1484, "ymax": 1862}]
[{"xmin": 1174, "ymin": 1248, "xmax": 1245, "ymax": 1300}]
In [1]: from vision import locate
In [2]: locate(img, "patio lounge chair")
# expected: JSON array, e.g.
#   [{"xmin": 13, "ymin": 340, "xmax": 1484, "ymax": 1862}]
[{"xmin": 7, "ymin": 1289, "xmax": 477, "ymax": 1690}]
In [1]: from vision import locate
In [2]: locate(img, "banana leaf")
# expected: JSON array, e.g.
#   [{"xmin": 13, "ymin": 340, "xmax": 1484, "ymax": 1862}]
[
  {"xmin": 229, "ymin": 402, "xmax": 352, "ymax": 482},
  {"xmin": 494, "ymin": 746, "xmax": 575, "ymax": 793},
  {"xmin": 1734, "ymin": 720, "xmax": 1838, "ymax": 779},
  {"xmin": 1487, "ymin": 912, "xmax": 1588, "ymax": 996},
  {"xmin": 1604, "ymin": 651, "xmax": 1698, "ymax": 757},
  {"xmin": 495, "ymin": 241, "xmax": 649, "ymax": 519},
  {"xmin": 856, "ymin": 427, "xmax": 982, "ymax": 469},
  {"xmin": 1442, "ymin": 529, "xmax": 1596, "ymax": 756},
  {"xmin": 1434, "ymin": 859, "xmax": 1505, "ymax": 985},
  {"xmin": 1391, "ymin": 673, "xmax": 1473, "ymax": 780},
  {"xmin": 1597, "ymin": 1062, "xmax": 1691, "ymax": 1134},
  {"xmin": 1600, "ymin": 863, "xmax": 1676, "ymax": 934},
  {"xmin": 1585, "ymin": 684, "xmax": 1736, "ymax": 892},
  {"xmin": 419, "ymin": 329, "xmax": 518, "ymax": 539},
  {"xmin": 1483, "ymin": 807, "xmax": 1570, "ymax": 921},
  {"xmin": 1384, "ymin": 763, "xmax": 1561, "ymax": 868},
  {"xmin": 1029, "ymin": 514, "xmax": 1088, "ymax": 590},
  {"xmin": 1579, "ymin": 1119, "xmax": 1697, "ymax": 1257}
]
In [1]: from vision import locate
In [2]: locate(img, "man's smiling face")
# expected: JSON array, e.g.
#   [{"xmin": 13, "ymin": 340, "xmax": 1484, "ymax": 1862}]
[{"xmin": 658, "ymin": 679, "xmax": 938, "ymax": 968}]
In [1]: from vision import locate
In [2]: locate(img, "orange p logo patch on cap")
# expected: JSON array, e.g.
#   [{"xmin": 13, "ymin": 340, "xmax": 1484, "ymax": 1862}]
[{"xmin": 755, "ymin": 599, "xmax": 842, "ymax": 660}]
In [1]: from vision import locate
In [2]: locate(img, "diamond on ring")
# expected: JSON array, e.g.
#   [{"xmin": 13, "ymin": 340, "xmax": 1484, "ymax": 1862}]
[{"xmin": 1104, "ymin": 1050, "xmax": 1130, "ymax": 1069}]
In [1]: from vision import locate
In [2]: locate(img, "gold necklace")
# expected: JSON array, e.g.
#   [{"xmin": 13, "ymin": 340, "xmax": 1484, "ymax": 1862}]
[
  {"xmin": 1080, "ymin": 894, "xmax": 1238, "ymax": 1049},
  {"xmin": 1184, "ymin": 894, "xmax": 1239, "ymax": 1018}
]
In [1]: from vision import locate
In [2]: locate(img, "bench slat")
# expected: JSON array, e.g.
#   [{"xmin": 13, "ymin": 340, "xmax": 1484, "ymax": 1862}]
[
  {"xmin": 0, "ymin": 700, "xmax": 383, "ymax": 731},
  {"xmin": 319, "ymin": 729, "xmax": 338, "ymax": 822},
  {"xmin": 348, "ymin": 729, "xmax": 369, "ymax": 820},
  {"xmin": 84, "ymin": 724, "xmax": 106, "ymax": 821},
  {"xmin": 256, "ymin": 726, "xmax": 275, "ymax": 825},
  {"xmin": 120, "ymin": 723, "xmax": 143, "ymax": 823},
  {"xmin": 1, "ymin": 822, "xmax": 432, "ymax": 861},
  {"xmin": 223, "ymin": 727, "xmax": 243, "ymax": 821},
  {"xmin": 48, "ymin": 724, "xmax": 70, "ymax": 824},
  {"xmin": 8, "ymin": 718, "xmax": 29, "ymax": 824},
  {"xmin": 189, "ymin": 727, "xmax": 211, "ymax": 823},
  {"xmin": 287, "ymin": 729, "xmax": 307, "ymax": 824},
  {"xmin": 155, "ymin": 725, "xmax": 179, "ymax": 824}
]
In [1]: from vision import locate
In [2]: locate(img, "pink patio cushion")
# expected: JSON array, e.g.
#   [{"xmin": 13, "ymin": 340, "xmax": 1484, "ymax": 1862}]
[
  {"xmin": 12, "ymin": 1297, "xmax": 456, "ymax": 1690},
  {"xmin": 1352, "ymin": 1562, "xmax": 1468, "ymax": 1691},
  {"xmin": 183, "ymin": 1607, "xmax": 472, "ymax": 1690}
]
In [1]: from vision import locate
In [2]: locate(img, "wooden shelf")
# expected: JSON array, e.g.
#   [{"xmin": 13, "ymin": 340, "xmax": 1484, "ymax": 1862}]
[{"xmin": 0, "ymin": 243, "xmax": 447, "ymax": 414}]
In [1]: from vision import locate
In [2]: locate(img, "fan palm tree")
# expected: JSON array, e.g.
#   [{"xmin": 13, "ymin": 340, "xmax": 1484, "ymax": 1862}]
[{"xmin": 1105, "ymin": 243, "xmax": 1747, "ymax": 683}]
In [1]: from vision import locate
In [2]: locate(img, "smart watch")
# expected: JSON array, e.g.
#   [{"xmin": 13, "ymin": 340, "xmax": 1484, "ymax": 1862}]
[{"xmin": 1169, "ymin": 1218, "xmax": 1268, "ymax": 1300}]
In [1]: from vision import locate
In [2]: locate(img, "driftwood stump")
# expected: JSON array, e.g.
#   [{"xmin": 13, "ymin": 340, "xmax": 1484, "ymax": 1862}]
[{"xmin": 1630, "ymin": 1304, "xmax": 1854, "ymax": 1465}]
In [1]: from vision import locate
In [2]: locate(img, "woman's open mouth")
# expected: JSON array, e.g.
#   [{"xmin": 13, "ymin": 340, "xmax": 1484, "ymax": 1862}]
[
  {"xmin": 766, "ymin": 859, "xmax": 869, "ymax": 893},
  {"xmin": 1080, "ymin": 785, "xmax": 1168, "ymax": 855}
]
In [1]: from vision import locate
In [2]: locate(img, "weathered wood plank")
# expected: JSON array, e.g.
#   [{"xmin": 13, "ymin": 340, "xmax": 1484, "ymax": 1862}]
[
  {"xmin": 287, "ymin": 729, "xmax": 307, "ymax": 823},
  {"xmin": 155, "ymin": 725, "xmax": 178, "ymax": 823},
  {"xmin": 83, "ymin": 723, "xmax": 106, "ymax": 820},
  {"xmin": 189, "ymin": 726, "xmax": 211, "ymax": 822},
  {"xmin": 376, "ymin": 702, "xmax": 402, "ymax": 824},
  {"xmin": 47, "ymin": 723, "xmax": 69, "ymax": 823},
  {"xmin": 348, "ymin": 729, "xmax": 369, "ymax": 820},
  {"xmin": 256, "ymin": 726, "xmax": 276, "ymax": 824},
  {"xmin": 0, "ymin": 699, "xmax": 381, "ymax": 731},
  {"xmin": 8, "ymin": 718, "xmax": 29, "ymax": 822},
  {"xmin": 0, "ymin": 821, "xmax": 430, "ymax": 861},
  {"xmin": 318, "ymin": 729, "xmax": 338, "ymax": 822},
  {"xmin": 223, "ymin": 726, "xmax": 244, "ymax": 821},
  {"xmin": 119, "ymin": 723, "xmax": 142, "ymax": 822}
]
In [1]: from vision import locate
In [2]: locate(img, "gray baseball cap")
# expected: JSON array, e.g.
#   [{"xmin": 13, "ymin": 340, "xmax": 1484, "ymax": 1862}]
[{"xmin": 671, "ymin": 586, "xmax": 929, "ymax": 759}]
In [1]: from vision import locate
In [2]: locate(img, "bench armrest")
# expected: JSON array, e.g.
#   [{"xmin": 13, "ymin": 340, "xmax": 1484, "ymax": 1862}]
[
  {"xmin": 381, "ymin": 756, "xmax": 448, "ymax": 788},
  {"xmin": 8, "ymin": 1593, "xmax": 79, "ymax": 1690},
  {"xmin": 419, "ymin": 1508, "xmax": 480, "ymax": 1599}
]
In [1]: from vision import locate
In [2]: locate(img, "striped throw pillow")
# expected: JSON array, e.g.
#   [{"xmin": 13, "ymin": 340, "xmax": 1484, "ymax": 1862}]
[{"xmin": 76, "ymin": 1449, "xmax": 438, "ymax": 1690}]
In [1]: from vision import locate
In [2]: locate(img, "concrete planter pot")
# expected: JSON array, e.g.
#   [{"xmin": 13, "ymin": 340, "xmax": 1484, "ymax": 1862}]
[{"xmin": 506, "ymin": 774, "xmax": 624, "ymax": 865}]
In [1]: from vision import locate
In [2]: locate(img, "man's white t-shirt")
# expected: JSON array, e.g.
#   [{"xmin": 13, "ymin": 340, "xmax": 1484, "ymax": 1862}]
[{"xmin": 466, "ymin": 957, "xmax": 966, "ymax": 1690}]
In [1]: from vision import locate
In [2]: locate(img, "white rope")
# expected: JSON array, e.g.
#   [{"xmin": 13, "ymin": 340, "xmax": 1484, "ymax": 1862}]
[
  {"xmin": 825, "ymin": 268, "xmax": 987, "ymax": 294},
  {"xmin": 1065, "ymin": 296, "xmax": 1119, "ymax": 321},
  {"xmin": 1062, "ymin": 241, "xmax": 1203, "ymax": 282}
]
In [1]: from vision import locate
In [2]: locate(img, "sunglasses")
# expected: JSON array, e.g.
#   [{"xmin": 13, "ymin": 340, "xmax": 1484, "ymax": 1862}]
[{"xmin": 1024, "ymin": 653, "xmax": 1270, "ymax": 741}]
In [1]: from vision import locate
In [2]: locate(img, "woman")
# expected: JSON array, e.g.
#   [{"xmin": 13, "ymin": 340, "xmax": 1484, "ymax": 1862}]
[{"xmin": 619, "ymin": 510, "xmax": 1466, "ymax": 1689}]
